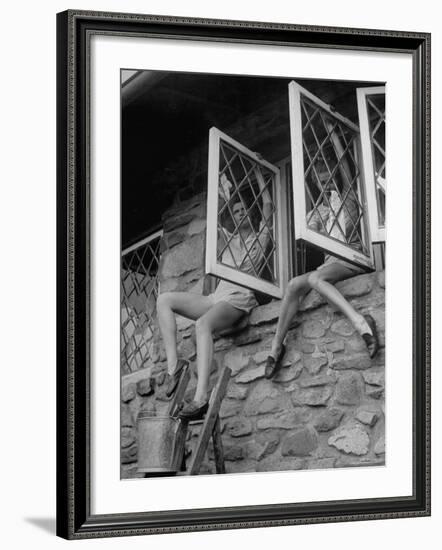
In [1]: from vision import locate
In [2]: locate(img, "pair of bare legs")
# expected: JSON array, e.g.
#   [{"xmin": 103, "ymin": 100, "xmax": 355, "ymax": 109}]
[
  {"xmin": 157, "ymin": 292, "xmax": 244, "ymax": 405},
  {"xmin": 270, "ymin": 262, "xmax": 373, "ymax": 360}
]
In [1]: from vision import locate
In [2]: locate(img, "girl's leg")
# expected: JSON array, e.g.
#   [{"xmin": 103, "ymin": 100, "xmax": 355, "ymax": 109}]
[
  {"xmin": 156, "ymin": 292, "xmax": 213, "ymax": 374},
  {"xmin": 307, "ymin": 265, "xmax": 372, "ymax": 335},
  {"xmin": 270, "ymin": 273, "xmax": 311, "ymax": 358},
  {"xmin": 193, "ymin": 302, "xmax": 244, "ymax": 404}
]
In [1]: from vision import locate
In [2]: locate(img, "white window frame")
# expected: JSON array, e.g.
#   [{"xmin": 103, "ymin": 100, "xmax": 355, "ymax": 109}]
[
  {"xmin": 357, "ymin": 86, "xmax": 386, "ymax": 243},
  {"xmin": 122, "ymin": 228, "xmax": 163, "ymax": 256},
  {"xmin": 205, "ymin": 127, "xmax": 288, "ymax": 299},
  {"xmin": 288, "ymin": 81, "xmax": 375, "ymax": 271}
]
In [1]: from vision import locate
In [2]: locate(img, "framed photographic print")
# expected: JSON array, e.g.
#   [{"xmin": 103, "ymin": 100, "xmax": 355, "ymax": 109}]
[{"xmin": 56, "ymin": 9, "xmax": 431, "ymax": 539}]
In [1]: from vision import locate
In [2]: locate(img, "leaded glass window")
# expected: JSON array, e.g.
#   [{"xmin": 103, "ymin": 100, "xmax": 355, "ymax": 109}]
[
  {"xmin": 289, "ymin": 81, "xmax": 374, "ymax": 270},
  {"xmin": 357, "ymin": 86, "xmax": 386, "ymax": 243},
  {"xmin": 121, "ymin": 230, "xmax": 162, "ymax": 373},
  {"xmin": 206, "ymin": 128, "xmax": 288, "ymax": 298}
]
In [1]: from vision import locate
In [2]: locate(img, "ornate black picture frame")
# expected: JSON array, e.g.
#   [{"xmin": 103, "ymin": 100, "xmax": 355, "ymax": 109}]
[{"xmin": 56, "ymin": 9, "xmax": 430, "ymax": 539}]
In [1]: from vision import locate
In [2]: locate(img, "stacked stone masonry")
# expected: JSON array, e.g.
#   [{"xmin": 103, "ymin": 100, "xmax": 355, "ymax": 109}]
[{"xmin": 121, "ymin": 194, "xmax": 385, "ymax": 478}]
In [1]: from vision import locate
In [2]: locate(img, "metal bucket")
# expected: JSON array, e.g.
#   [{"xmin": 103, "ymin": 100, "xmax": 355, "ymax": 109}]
[{"xmin": 136, "ymin": 412, "xmax": 186, "ymax": 474}]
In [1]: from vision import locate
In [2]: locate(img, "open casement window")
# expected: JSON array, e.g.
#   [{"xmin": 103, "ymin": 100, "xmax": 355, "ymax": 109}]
[
  {"xmin": 357, "ymin": 86, "xmax": 386, "ymax": 243},
  {"xmin": 121, "ymin": 229, "xmax": 163, "ymax": 373},
  {"xmin": 206, "ymin": 128, "xmax": 288, "ymax": 299},
  {"xmin": 288, "ymin": 81, "xmax": 375, "ymax": 271}
]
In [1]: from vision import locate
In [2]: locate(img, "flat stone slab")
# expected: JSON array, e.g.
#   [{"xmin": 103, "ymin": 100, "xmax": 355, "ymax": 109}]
[
  {"xmin": 236, "ymin": 365, "xmax": 266, "ymax": 384},
  {"xmin": 294, "ymin": 385, "xmax": 333, "ymax": 407},
  {"xmin": 313, "ymin": 408, "xmax": 345, "ymax": 432},
  {"xmin": 362, "ymin": 370, "xmax": 385, "ymax": 387},
  {"xmin": 355, "ymin": 409, "xmax": 379, "ymax": 427},
  {"xmin": 257, "ymin": 410, "xmax": 310, "ymax": 430},
  {"xmin": 328, "ymin": 425, "xmax": 370, "ymax": 456},
  {"xmin": 335, "ymin": 372, "xmax": 365, "ymax": 405},
  {"xmin": 226, "ymin": 418, "xmax": 253, "ymax": 438},
  {"xmin": 281, "ymin": 427, "xmax": 319, "ymax": 457},
  {"xmin": 374, "ymin": 436, "xmax": 386, "ymax": 455}
]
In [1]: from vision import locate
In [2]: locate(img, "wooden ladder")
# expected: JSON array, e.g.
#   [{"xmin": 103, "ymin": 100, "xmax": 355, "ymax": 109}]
[{"xmin": 168, "ymin": 365, "xmax": 231, "ymax": 475}]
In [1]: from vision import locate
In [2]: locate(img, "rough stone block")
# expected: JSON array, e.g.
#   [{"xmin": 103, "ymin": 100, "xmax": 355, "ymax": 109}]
[
  {"xmin": 331, "ymin": 352, "xmax": 372, "ymax": 371},
  {"xmin": 121, "ymin": 428, "xmax": 136, "ymax": 449},
  {"xmin": 294, "ymin": 386, "xmax": 333, "ymax": 407},
  {"xmin": 235, "ymin": 331, "xmax": 262, "ymax": 347},
  {"xmin": 214, "ymin": 337, "xmax": 234, "ymax": 352},
  {"xmin": 299, "ymin": 290, "xmax": 326, "ymax": 312},
  {"xmin": 253, "ymin": 350, "xmax": 270, "ymax": 366},
  {"xmin": 346, "ymin": 335, "xmax": 367, "ymax": 352},
  {"xmin": 219, "ymin": 399, "xmax": 242, "ymax": 419},
  {"xmin": 355, "ymin": 409, "xmax": 379, "ymax": 427},
  {"xmin": 299, "ymin": 374, "xmax": 336, "ymax": 388},
  {"xmin": 257, "ymin": 410, "xmax": 310, "ymax": 430},
  {"xmin": 155, "ymin": 372, "xmax": 166, "ymax": 386},
  {"xmin": 335, "ymin": 372, "xmax": 364, "ymax": 405},
  {"xmin": 136, "ymin": 378, "xmax": 153, "ymax": 397},
  {"xmin": 304, "ymin": 355, "xmax": 328, "ymax": 375},
  {"xmin": 121, "ymin": 444, "xmax": 137, "ymax": 464},
  {"xmin": 121, "ymin": 405, "xmax": 135, "ymax": 428},
  {"xmin": 227, "ymin": 418, "xmax": 253, "ymax": 438},
  {"xmin": 367, "ymin": 387, "xmax": 384, "ymax": 399},
  {"xmin": 236, "ymin": 365, "xmax": 266, "ymax": 384},
  {"xmin": 330, "ymin": 318, "xmax": 356, "ymax": 337},
  {"xmin": 336, "ymin": 274, "xmax": 374, "ymax": 298},
  {"xmin": 249, "ymin": 301, "xmax": 281, "ymax": 326},
  {"xmin": 226, "ymin": 384, "xmax": 249, "ymax": 400},
  {"xmin": 281, "ymin": 427, "xmax": 319, "ymax": 457},
  {"xmin": 362, "ymin": 370, "xmax": 385, "ymax": 387},
  {"xmin": 224, "ymin": 445, "xmax": 244, "ymax": 461},
  {"xmin": 160, "ymin": 233, "xmax": 204, "ymax": 279},
  {"xmin": 176, "ymin": 314, "xmax": 195, "ymax": 332},
  {"xmin": 302, "ymin": 320, "xmax": 327, "ymax": 339},
  {"xmin": 245, "ymin": 396, "xmax": 283, "ymax": 416},
  {"xmin": 281, "ymin": 381, "xmax": 299, "ymax": 393},
  {"xmin": 163, "ymin": 211, "xmax": 197, "ymax": 232},
  {"xmin": 374, "ymin": 435, "xmax": 385, "ymax": 455},
  {"xmin": 177, "ymin": 337, "xmax": 197, "ymax": 361},
  {"xmin": 187, "ymin": 218, "xmax": 206, "ymax": 236},
  {"xmin": 313, "ymin": 408, "xmax": 344, "ymax": 432},
  {"xmin": 122, "ymin": 383, "xmax": 136, "ymax": 403},
  {"xmin": 246, "ymin": 437, "xmax": 280, "ymax": 461},
  {"xmin": 285, "ymin": 349, "xmax": 303, "ymax": 365},
  {"xmin": 328, "ymin": 424, "xmax": 370, "ymax": 455},
  {"xmin": 223, "ymin": 348, "xmax": 251, "ymax": 376},
  {"xmin": 165, "ymin": 229, "xmax": 187, "ymax": 249},
  {"xmin": 325, "ymin": 340, "xmax": 345, "ymax": 353},
  {"xmin": 273, "ymin": 362, "xmax": 303, "ymax": 383},
  {"xmin": 300, "ymin": 342, "xmax": 316, "ymax": 353}
]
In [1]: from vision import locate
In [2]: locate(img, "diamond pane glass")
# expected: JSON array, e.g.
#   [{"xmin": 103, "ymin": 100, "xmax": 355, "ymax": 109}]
[
  {"xmin": 366, "ymin": 94, "xmax": 386, "ymax": 226},
  {"xmin": 121, "ymin": 234, "xmax": 162, "ymax": 374},
  {"xmin": 301, "ymin": 97, "xmax": 369, "ymax": 256},
  {"xmin": 217, "ymin": 141, "xmax": 278, "ymax": 284}
]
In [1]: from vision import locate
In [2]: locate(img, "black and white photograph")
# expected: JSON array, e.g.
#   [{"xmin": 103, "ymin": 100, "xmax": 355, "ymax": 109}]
[{"xmin": 120, "ymin": 70, "xmax": 386, "ymax": 478}]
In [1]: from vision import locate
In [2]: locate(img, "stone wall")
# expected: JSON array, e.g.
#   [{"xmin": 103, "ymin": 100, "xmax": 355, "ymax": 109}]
[{"xmin": 121, "ymin": 193, "xmax": 385, "ymax": 478}]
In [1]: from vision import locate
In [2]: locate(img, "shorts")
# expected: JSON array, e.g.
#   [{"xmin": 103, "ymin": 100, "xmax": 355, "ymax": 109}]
[{"xmin": 208, "ymin": 282, "xmax": 258, "ymax": 314}]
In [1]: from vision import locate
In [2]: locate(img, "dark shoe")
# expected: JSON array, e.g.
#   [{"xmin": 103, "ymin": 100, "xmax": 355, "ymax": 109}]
[
  {"xmin": 178, "ymin": 400, "xmax": 209, "ymax": 421},
  {"xmin": 165, "ymin": 359, "xmax": 189, "ymax": 397},
  {"xmin": 264, "ymin": 343, "xmax": 286, "ymax": 379},
  {"xmin": 362, "ymin": 314, "xmax": 379, "ymax": 359}
]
